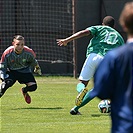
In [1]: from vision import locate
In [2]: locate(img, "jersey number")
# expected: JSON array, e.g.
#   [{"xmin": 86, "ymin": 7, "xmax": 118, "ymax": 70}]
[{"xmin": 104, "ymin": 30, "xmax": 118, "ymax": 45}]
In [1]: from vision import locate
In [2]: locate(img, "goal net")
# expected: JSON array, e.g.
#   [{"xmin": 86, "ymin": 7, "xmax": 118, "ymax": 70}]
[{"xmin": 0, "ymin": 0, "xmax": 75, "ymax": 68}]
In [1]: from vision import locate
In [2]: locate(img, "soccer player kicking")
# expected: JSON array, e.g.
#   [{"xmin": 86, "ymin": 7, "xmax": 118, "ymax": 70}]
[
  {"xmin": 92, "ymin": 2, "xmax": 133, "ymax": 132},
  {"xmin": 0, "ymin": 35, "xmax": 42, "ymax": 104},
  {"xmin": 57, "ymin": 16, "xmax": 124, "ymax": 115}
]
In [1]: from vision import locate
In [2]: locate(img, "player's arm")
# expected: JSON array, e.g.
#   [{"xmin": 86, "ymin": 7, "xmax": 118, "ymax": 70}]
[
  {"xmin": 57, "ymin": 29, "xmax": 90, "ymax": 46},
  {"xmin": 29, "ymin": 56, "xmax": 42, "ymax": 76},
  {"xmin": 0, "ymin": 54, "xmax": 9, "ymax": 81},
  {"xmin": 30, "ymin": 58, "xmax": 42, "ymax": 76},
  {"xmin": 34, "ymin": 60, "xmax": 42, "ymax": 76},
  {"xmin": 25, "ymin": 47, "xmax": 42, "ymax": 76}
]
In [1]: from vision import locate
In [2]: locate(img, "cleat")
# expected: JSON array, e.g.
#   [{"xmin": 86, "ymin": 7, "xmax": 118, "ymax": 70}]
[
  {"xmin": 21, "ymin": 89, "xmax": 31, "ymax": 104},
  {"xmin": 70, "ymin": 108, "xmax": 81, "ymax": 115},
  {"xmin": 75, "ymin": 88, "xmax": 88, "ymax": 106}
]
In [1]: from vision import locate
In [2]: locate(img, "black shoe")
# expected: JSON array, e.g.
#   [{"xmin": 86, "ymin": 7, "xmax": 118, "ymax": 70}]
[{"xmin": 70, "ymin": 108, "xmax": 81, "ymax": 115}]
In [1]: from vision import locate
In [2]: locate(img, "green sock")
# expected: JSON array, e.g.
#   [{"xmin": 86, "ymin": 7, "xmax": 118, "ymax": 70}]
[{"xmin": 74, "ymin": 88, "xmax": 94, "ymax": 111}]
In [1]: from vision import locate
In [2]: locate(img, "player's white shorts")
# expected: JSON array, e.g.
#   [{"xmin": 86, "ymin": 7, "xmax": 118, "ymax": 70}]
[{"xmin": 79, "ymin": 53, "xmax": 104, "ymax": 81}]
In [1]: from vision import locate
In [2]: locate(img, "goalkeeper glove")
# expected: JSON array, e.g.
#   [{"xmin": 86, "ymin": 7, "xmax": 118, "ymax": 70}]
[
  {"xmin": 0, "ymin": 71, "xmax": 9, "ymax": 81},
  {"xmin": 34, "ymin": 65, "xmax": 42, "ymax": 75}
]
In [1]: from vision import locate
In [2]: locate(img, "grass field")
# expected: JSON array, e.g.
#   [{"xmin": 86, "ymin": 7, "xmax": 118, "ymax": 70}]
[{"xmin": 0, "ymin": 76, "xmax": 111, "ymax": 133}]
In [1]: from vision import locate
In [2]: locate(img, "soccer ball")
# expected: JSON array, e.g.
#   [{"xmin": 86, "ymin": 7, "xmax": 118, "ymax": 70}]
[{"xmin": 98, "ymin": 100, "xmax": 111, "ymax": 113}]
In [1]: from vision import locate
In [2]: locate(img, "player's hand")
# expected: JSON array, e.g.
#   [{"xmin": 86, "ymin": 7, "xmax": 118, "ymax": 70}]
[
  {"xmin": 34, "ymin": 65, "xmax": 42, "ymax": 75},
  {"xmin": 56, "ymin": 39, "xmax": 68, "ymax": 46},
  {"xmin": 0, "ymin": 71, "xmax": 9, "ymax": 81}
]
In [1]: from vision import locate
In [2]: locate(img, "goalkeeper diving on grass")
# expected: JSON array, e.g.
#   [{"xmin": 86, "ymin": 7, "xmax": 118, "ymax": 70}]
[
  {"xmin": 57, "ymin": 16, "xmax": 124, "ymax": 115},
  {"xmin": 0, "ymin": 35, "xmax": 42, "ymax": 104}
]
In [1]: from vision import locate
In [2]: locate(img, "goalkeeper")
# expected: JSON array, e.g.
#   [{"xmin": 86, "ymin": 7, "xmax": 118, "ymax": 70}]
[
  {"xmin": 0, "ymin": 35, "xmax": 42, "ymax": 104},
  {"xmin": 57, "ymin": 16, "xmax": 124, "ymax": 115}
]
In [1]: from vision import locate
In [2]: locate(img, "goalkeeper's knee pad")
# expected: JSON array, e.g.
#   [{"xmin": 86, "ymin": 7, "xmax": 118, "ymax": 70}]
[{"xmin": 76, "ymin": 83, "xmax": 85, "ymax": 93}]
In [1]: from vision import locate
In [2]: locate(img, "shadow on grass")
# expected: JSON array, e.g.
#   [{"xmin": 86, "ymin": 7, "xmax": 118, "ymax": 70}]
[
  {"xmin": 91, "ymin": 113, "xmax": 110, "ymax": 117},
  {"xmin": 11, "ymin": 107, "xmax": 63, "ymax": 110}
]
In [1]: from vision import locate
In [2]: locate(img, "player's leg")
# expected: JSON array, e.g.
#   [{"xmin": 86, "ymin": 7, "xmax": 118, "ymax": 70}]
[
  {"xmin": 70, "ymin": 88, "xmax": 96, "ymax": 114},
  {"xmin": 18, "ymin": 72, "xmax": 37, "ymax": 104},
  {"xmin": 70, "ymin": 54, "xmax": 93, "ymax": 114},
  {"xmin": 0, "ymin": 71, "xmax": 16, "ymax": 97},
  {"xmin": 21, "ymin": 83, "xmax": 37, "ymax": 104},
  {"xmin": 75, "ymin": 80, "xmax": 89, "ymax": 106},
  {"xmin": 22, "ymin": 83, "xmax": 37, "ymax": 93},
  {"xmin": 0, "ymin": 79, "xmax": 15, "ymax": 97},
  {"xmin": 75, "ymin": 54, "xmax": 95, "ymax": 106},
  {"xmin": 70, "ymin": 53, "xmax": 103, "ymax": 115},
  {"xmin": 76, "ymin": 53, "xmax": 104, "ymax": 106}
]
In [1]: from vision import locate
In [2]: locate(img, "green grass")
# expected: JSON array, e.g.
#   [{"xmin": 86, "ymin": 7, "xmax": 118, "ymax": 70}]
[{"xmin": 1, "ymin": 76, "xmax": 111, "ymax": 133}]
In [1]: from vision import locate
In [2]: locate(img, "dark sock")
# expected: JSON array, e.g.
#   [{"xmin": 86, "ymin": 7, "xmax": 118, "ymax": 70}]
[{"xmin": 22, "ymin": 84, "xmax": 37, "ymax": 93}]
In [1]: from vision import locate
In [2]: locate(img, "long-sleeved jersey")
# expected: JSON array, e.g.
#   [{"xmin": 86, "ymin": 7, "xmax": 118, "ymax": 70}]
[
  {"xmin": 93, "ymin": 42, "xmax": 133, "ymax": 132},
  {"xmin": 0, "ymin": 46, "xmax": 39, "ymax": 74}
]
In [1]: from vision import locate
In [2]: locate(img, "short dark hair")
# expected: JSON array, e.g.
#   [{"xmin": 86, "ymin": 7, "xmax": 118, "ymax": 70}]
[
  {"xmin": 103, "ymin": 16, "xmax": 115, "ymax": 28},
  {"xmin": 13, "ymin": 35, "xmax": 25, "ymax": 41},
  {"xmin": 119, "ymin": 2, "xmax": 133, "ymax": 34}
]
